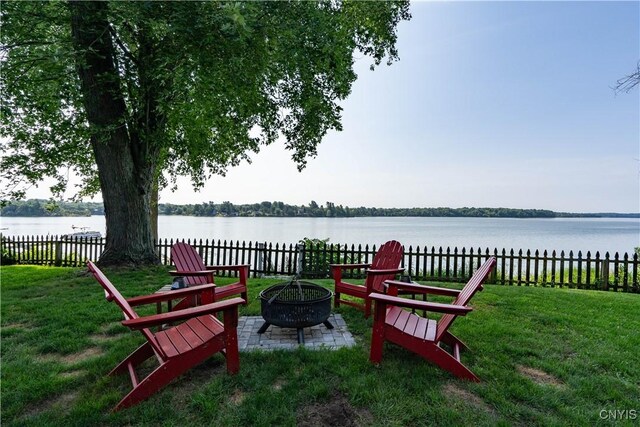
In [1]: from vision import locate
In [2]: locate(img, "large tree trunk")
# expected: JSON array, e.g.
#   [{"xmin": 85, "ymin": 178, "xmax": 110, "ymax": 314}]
[
  {"xmin": 70, "ymin": 1, "xmax": 158, "ymax": 266},
  {"xmin": 151, "ymin": 181, "xmax": 159, "ymax": 243}
]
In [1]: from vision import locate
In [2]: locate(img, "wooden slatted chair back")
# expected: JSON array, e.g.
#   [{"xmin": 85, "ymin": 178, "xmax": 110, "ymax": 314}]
[
  {"xmin": 435, "ymin": 257, "xmax": 496, "ymax": 342},
  {"xmin": 369, "ymin": 240, "xmax": 404, "ymax": 293},
  {"xmin": 171, "ymin": 242, "xmax": 209, "ymax": 286},
  {"xmin": 87, "ymin": 261, "xmax": 165, "ymax": 358}
]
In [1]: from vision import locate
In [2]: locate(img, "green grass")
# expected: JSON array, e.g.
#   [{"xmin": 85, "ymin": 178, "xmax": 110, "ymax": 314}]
[{"xmin": 2, "ymin": 265, "xmax": 639, "ymax": 426}]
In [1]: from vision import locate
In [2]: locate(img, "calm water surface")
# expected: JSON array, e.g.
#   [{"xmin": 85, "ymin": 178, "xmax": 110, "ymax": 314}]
[{"xmin": 1, "ymin": 216, "xmax": 638, "ymax": 255}]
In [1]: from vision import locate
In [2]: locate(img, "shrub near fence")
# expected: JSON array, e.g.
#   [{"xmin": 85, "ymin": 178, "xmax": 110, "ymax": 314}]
[{"xmin": 1, "ymin": 235, "xmax": 638, "ymax": 293}]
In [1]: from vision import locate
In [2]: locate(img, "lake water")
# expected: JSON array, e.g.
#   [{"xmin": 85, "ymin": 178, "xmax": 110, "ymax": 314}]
[{"xmin": 1, "ymin": 215, "xmax": 638, "ymax": 255}]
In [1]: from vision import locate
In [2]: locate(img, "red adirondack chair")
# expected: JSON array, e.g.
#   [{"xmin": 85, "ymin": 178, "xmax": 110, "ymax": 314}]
[
  {"xmin": 170, "ymin": 242, "xmax": 249, "ymax": 304},
  {"xmin": 87, "ymin": 261, "xmax": 244, "ymax": 411},
  {"xmin": 369, "ymin": 257, "xmax": 497, "ymax": 381},
  {"xmin": 331, "ymin": 240, "xmax": 404, "ymax": 318}
]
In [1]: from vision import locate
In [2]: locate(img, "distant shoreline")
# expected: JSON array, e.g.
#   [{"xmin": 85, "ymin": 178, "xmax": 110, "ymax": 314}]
[{"xmin": 1, "ymin": 199, "xmax": 638, "ymax": 219}]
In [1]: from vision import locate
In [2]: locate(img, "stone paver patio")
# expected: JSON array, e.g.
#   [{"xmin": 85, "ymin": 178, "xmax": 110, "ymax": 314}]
[{"xmin": 237, "ymin": 314, "xmax": 356, "ymax": 351}]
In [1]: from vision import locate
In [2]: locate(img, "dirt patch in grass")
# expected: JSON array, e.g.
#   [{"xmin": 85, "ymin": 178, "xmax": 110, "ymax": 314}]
[
  {"xmin": 35, "ymin": 353, "xmax": 58, "ymax": 363},
  {"xmin": 98, "ymin": 322, "xmax": 127, "ymax": 335},
  {"xmin": 229, "ymin": 389, "xmax": 246, "ymax": 406},
  {"xmin": 272, "ymin": 379, "xmax": 286, "ymax": 391},
  {"xmin": 517, "ymin": 365, "xmax": 564, "ymax": 388},
  {"xmin": 37, "ymin": 347, "xmax": 103, "ymax": 365},
  {"xmin": 167, "ymin": 360, "xmax": 225, "ymax": 405},
  {"xmin": 3, "ymin": 322, "xmax": 33, "ymax": 330},
  {"xmin": 443, "ymin": 383, "xmax": 497, "ymax": 418},
  {"xmin": 89, "ymin": 333, "xmax": 122, "ymax": 343},
  {"xmin": 59, "ymin": 370, "xmax": 85, "ymax": 379},
  {"xmin": 23, "ymin": 390, "xmax": 79, "ymax": 419},
  {"xmin": 297, "ymin": 392, "xmax": 373, "ymax": 427},
  {"xmin": 61, "ymin": 347, "xmax": 103, "ymax": 364}
]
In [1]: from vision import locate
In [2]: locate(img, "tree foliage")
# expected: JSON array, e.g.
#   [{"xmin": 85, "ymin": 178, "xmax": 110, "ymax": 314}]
[
  {"xmin": 1, "ymin": 1, "xmax": 410, "ymax": 197},
  {"xmin": 1, "ymin": 1, "xmax": 410, "ymax": 265}
]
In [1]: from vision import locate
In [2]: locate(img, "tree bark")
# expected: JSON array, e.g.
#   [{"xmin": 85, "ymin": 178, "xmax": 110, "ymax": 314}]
[
  {"xmin": 151, "ymin": 180, "xmax": 159, "ymax": 243},
  {"xmin": 69, "ymin": 1, "xmax": 158, "ymax": 266}
]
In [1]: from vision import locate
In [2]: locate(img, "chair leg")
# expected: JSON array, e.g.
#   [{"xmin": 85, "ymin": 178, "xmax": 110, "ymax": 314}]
[
  {"xmin": 113, "ymin": 358, "xmax": 189, "ymax": 411},
  {"xmin": 334, "ymin": 292, "xmax": 341, "ymax": 308},
  {"xmin": 224, "ymin": 329, "xmax": 240, "ymax": 374},
  {"xmin": 415, "ymin": 343, "xmax": 479, "ymax": 382},
  {"xmin": 440, "ymin": 331, "xmax": 470, "ymax": 352},
  {"xmin": 109, "ymin": 342, "xmax": 156, "ymax": 376},
  {"xmin": 369, "ymin": 322, "xmax": 385, "ymax": 364},
  {"xmin": 113, "ymin": 341, "xmax": 230, "ymax": 411},
  {"xmin": 241, "ymin": 291, "xmax": 248, "ymax": 306},
  {"xmin": 364, "ymin": 296, "xmax": 371, "ymax": 319}
]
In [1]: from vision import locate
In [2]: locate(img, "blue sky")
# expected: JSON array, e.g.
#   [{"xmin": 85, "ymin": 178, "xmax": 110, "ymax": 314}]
[{"xmin": 35, "ymin": 1, "xmax": 640, "ymax": 212}]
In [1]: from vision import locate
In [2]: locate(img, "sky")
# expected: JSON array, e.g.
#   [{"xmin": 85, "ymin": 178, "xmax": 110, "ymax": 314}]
[{"xmin": 26, "ymin": 1, "xmax": 640, "ymax": 213}]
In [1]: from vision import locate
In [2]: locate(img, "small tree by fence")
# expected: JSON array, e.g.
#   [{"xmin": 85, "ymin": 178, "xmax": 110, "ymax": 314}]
[{"xmin": 1, "ymin": 235, "xmax": 638, "ymax": 293}]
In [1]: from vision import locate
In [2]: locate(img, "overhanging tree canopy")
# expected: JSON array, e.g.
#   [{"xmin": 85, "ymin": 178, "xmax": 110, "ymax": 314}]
[{"xmin": 1, "ymin": 1, "xmax": 411, "ymax": 266}]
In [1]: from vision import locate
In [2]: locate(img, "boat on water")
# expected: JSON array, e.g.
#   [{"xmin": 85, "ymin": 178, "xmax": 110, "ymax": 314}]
[{"xmin": 62, "ymin": 226, "xmax": 102, "ymax": 240}]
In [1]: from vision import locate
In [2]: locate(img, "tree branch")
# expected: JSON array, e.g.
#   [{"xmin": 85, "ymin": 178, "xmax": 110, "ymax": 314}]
[
  {"xmin": 109, "ymin": 24, "xmax": 139, "ymax": 66},
  {"xmin": 615, "ymin": 61, "xmax": 640, "ymax": 94}
]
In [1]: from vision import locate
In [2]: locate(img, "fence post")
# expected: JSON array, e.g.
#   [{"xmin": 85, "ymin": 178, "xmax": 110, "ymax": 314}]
[
  {"xmin": 296, "ymin": 243, "xmax": 304, "ymax": 276},
  {"xmin": 489, "ymin": 248, "xmax": 498, "ymax": 284},
  {"xmin": 633, "ymin": 252, "xmax": 639, "ymax": 293},
  {"xmin": 54, "ymin": 240, "xmax": 63, "ymax": 267},
  {"xmin": 257, "ymin": 243, "xmax": 265, "ymax": 277},
  {"xmin": 601, "ymin": 255, "xmax": 609, "ymax": 291}
]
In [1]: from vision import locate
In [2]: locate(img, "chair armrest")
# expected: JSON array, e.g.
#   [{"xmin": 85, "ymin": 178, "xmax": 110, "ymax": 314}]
[
  {"xmin": 169, "ymin": 270, "xmax": 214, "ymax": 277},
  {"xmin": 369, "ymin": 292, "xmax": 472, "ymax": 315},
  {"xmin": 126, "ymin": 284, "xmax": 216, "ymax": 306},
  {"xmin": 384, "ymin": 280, "xmax": 462, "ymax": 297},
  {"xmin": 368, "ymin": 268, "xmax": 404, "ymax": 276},
  {"xmin": 330, "ymin": 263, "xmax": 371, "ymax": 270},
  {"xmin": 206, "ymin": 265, "xmax": 249, "ymax": 286},
  {"xmin": 122, "ymin": 297, "xmax": 245, "ymax": 330},
  {"xmin": 204, "ymin": 264, "xmax": 249, "ymax": 271},
  {"xmin": 331, "ymin": 263, "xmax": 371, "ymax": 283}
]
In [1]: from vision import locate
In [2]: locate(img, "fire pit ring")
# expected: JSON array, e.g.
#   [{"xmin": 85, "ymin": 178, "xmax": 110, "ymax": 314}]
[{"xmin": 257, "ymin": 280, "xmax": 333, "ymax": 344}]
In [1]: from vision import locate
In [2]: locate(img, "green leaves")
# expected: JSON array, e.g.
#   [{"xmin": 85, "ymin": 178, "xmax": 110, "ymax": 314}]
[
  {"xmin": 1, "ymin": 1, "xmax": 92, "ymax": 199},
  {"xmin": 1, "ymin": 0, "xmax": 410, "ymax": 199}
]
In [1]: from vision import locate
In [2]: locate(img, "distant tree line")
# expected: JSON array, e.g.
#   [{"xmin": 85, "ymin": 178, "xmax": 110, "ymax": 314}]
[
  {"xmin": 187, "ymin": 201, "xmax": 560, "ymax": 218},
  {"xmin": 0, "ymin": 199, "xmax": 104, "ymax": 217},
  {"xmin": 2, "ymin": 199, "xmax": 638, "ymax": 218}
]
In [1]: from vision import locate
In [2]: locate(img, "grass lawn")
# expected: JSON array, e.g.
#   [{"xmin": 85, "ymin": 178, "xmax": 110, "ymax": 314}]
[{"xmin": 2, "ymin": 265, "xmax": 639, "ymax": 426}]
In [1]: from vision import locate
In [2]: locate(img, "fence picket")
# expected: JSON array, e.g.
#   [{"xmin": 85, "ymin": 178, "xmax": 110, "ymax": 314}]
[
  {"xmin": 509, "ymin": 249, "xmax": 514, "ymax": 286},
  {"xmin": 633, "ymin": 253, "xmax": 639, "ymax": 292},
  {"xmin": 517, "ymin": 249, "xmax": 523, "ymax": 286},
  {"xmin": 622, "ymin": 252, "xmax": 629, "ymax": 292},
  {"xmin": 568, "ymin": 250, "xmax": 574, "ymax": 287},
  {"xmin": 525, "ymin": 249, "xmax": 531, "ymax": 286},
  {"xmin": 577, "ymin": 251, "xmax": 582, "ymax": 289},
  {"xmin": 453, "ymin": 247, "xmax": 458, "ymax": 280},
  {"xmin": 534, "ymin": 249, "xmax": 540, "ymax": 285},
  {"xmin": 613, "ymin": 252, "xmax": 620, "ymax": 292},
  {"xmin": 408, "ymin": 245, "xmax": 414, "ymax": 277},
  {"xmin": 603, "ymin": 252, "xmax": 610, "ymax": 291},
  {"xmin": 585, "ymin": 251, "xmax": 592, "ymax": 289},
  {"xmin": 594, "ymin": 252, "xmax": 601, "ymax": 289}
]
